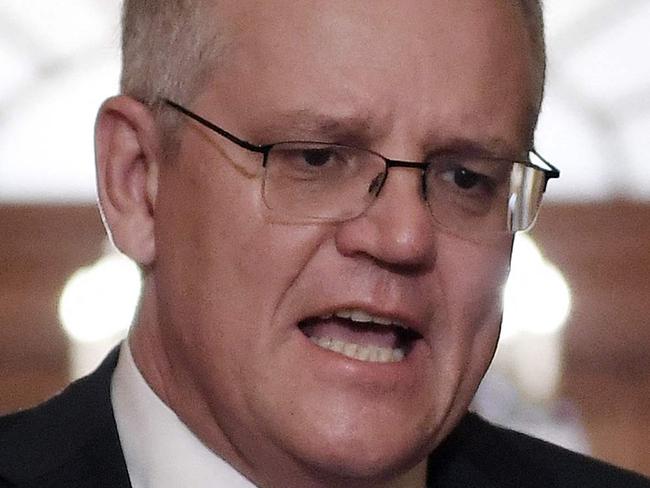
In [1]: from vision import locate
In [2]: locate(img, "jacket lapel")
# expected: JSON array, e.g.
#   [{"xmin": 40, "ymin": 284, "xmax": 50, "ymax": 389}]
[{"xmin": 0, "ymin": 347, "xmax": 132, "ymax": 488}]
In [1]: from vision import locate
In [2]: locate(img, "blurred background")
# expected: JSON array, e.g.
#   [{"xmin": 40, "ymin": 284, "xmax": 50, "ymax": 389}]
[{"xmin": 1, "ymin": 0, "xmax": 649, "ymax": 476}]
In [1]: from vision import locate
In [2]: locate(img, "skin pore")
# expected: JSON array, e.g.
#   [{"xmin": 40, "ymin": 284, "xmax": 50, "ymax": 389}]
[{"xmin": 96, "ymin": 1, "xmax": 540, "ymax": 487}]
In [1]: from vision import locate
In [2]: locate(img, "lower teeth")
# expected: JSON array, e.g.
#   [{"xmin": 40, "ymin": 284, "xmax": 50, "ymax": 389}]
[{"xmin": 309, "ymin": 336, "xmax": 404, "ymax": 363}]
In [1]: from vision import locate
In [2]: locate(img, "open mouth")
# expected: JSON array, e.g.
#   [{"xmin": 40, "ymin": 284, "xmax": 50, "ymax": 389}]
[{"xmin": 298, "ymin": 309, "xmax": 422, "ymax": 363}]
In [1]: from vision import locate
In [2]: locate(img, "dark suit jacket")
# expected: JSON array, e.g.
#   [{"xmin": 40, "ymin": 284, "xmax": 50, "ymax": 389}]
[{"xmin": 1, "ymin": 348, "xmax": 649, "ymax": 488}]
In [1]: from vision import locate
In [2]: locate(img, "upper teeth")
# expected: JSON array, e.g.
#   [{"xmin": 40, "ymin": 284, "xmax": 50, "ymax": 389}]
[{"xmin": 319, "ymin": 309, "xmax": 406, "ymax": 328}]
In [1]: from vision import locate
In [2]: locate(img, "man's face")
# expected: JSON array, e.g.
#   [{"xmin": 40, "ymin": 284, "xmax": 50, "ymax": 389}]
[{"xmin": 152, "ymin": 0, "xmax": 537, "ymax": 483}]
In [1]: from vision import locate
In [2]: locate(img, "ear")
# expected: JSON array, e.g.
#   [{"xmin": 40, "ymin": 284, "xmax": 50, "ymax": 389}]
[{"xmin": 95, "ymin": 96, "xmax": 161, "ymax": 267}]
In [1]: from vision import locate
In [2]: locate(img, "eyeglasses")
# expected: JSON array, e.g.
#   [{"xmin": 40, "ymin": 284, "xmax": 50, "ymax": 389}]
[{"xmin": 164, "ymin": 99, "xmax": 560, "ymax": 241}]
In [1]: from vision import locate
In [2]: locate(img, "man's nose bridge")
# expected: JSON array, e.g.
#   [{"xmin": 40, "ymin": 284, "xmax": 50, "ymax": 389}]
[
  {"xmin": 386, "ymin": 159, "xmax": 428, "ymax": 171},
  {"xmin": 375, "ymin": 161, "xmax": 428, "ymax": 202}
]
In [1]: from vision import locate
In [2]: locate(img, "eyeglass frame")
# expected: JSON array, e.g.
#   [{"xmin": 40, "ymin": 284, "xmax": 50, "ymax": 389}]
[{"xmin": 163, "ymin": 98, "xmax": 560, "ymax": 230}]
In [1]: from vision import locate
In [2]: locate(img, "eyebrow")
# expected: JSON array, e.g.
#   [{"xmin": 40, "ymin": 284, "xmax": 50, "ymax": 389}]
[
  {"xmin": 252, "ymin": 108, "xmax": 384, "ymax": 145},
  {"xmin": 252, "ymin": 107, "xmax": 533, "ymax": 160},
  {"xmin": 429, "ymin": 136, "xmax": 528, "ymax": 161}
]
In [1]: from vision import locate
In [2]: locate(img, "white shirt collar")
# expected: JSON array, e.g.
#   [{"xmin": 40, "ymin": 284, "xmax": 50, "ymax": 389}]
[{"xmin": 111, "ymin": 342, "xmax": 258, "ymax": 488}]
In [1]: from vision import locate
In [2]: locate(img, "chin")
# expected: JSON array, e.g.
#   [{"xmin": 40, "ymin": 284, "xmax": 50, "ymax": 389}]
[
  {"xmin": 284, "ymin": 418, "xmax": 434, "ymax": 484},
  {"xmin": 304, "ymin": 449, "xmax": 428, "ymax": 486}
]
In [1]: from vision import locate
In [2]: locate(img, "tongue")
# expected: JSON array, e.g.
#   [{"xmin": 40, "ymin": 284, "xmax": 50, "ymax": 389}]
[{"xmin": 301, "ymin": 318, "xmax": 400, "ymax": 349}]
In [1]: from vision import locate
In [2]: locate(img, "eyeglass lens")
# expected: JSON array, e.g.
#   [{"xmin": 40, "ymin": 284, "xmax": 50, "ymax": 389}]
[{"xmin": 261, "ymin": 142, "xmax": 547, "ymax": 238}]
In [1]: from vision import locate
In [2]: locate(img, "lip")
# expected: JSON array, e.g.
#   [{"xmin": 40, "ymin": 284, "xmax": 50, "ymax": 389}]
[
  {"xmin": 291, "ymin": 301, "xmax": 432, "ymax": 384},
  {"xmin": 293, "ymin": 323, "xmax": 430, "ymax": 388},
  {"xmin": 296, "ymin": 302, "xmax": 430, "ymax": 343}
]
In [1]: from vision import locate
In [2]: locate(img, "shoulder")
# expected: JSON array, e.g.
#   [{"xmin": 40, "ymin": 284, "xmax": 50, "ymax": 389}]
[
  {"xmin": 442, "ymin": 412, "xmax": 650, "ymax": 488},
  {"xmin": 0, "ymin": 348, "xmax": 130, "ymax": 487}
]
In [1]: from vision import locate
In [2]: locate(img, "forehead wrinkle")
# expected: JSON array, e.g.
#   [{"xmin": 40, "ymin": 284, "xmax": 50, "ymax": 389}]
[{"xmin": 253, "ymin": 107, "xmax": 392, "ymax": 145}]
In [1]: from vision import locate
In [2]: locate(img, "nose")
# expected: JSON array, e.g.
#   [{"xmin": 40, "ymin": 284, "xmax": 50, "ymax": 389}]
[{"xmin": 334, "ymin": 167, "xmax": 437, "ymax": 271}]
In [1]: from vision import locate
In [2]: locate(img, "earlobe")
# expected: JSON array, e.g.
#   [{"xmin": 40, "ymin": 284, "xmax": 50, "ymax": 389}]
[{"xmin": 95, "ymin": 95, "xmax": 160, "ymax": 267}]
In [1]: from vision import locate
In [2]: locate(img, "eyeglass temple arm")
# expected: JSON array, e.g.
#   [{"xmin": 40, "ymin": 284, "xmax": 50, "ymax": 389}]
[
  {"xmin": 531, "ymin": 148, "xmax": 560, "ymax": 179},
  {"xmin": 529, "ymin": 148, "xmax": 559, "ymax": 193},
  {"xmin": 163, "ymin": 99, "xmax": 268, "ymax": 154}
]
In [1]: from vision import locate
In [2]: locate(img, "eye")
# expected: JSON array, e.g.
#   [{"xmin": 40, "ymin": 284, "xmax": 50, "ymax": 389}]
[
  {"xmin": 426, "ymin": 157, "xmax": 511, "ymax": 219},
  {"xmin": 301, "ymin": 148, "xmax": 335, "ymax": 167},
  {"xmin": 428, "ymin": 156, "xmax": 511, "ymax": 204},
  {"xmin": 439, "ymin": 164, "xmax": 493, "ymax": 193},
  {"xmin": 448, "ymin": 167, "xmax": 482, "ymax": 190},
  {"xmin": 272, "ymin": 143, "xmax": 363, "ymax": 175}
]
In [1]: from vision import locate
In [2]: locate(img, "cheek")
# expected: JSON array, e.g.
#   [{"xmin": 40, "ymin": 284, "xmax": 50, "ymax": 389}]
[
  {"xmin": 433, "ymin": 235, "xmax": 511, "ymax": 372},
  {"xmin": 420, "ymin": 235, "xmax": 511, "ymax": 428},
  {"xmin": 154, "ymin": 156, "xmax": 330, "ymax": 352},
  {"xmin": 438, "ymin": 235, "xmax": 511, "ymax": 319}
]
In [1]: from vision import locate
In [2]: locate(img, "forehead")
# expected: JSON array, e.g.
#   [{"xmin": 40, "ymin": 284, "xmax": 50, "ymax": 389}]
[{"xmin": 205, "ymin": 0, "xmax": 538, "ymax": 152}]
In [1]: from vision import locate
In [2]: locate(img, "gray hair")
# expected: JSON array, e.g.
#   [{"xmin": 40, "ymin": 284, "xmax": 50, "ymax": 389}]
[{"xmin": 120, "ymin": 0, "xmax": 223, "ymax": 106}]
